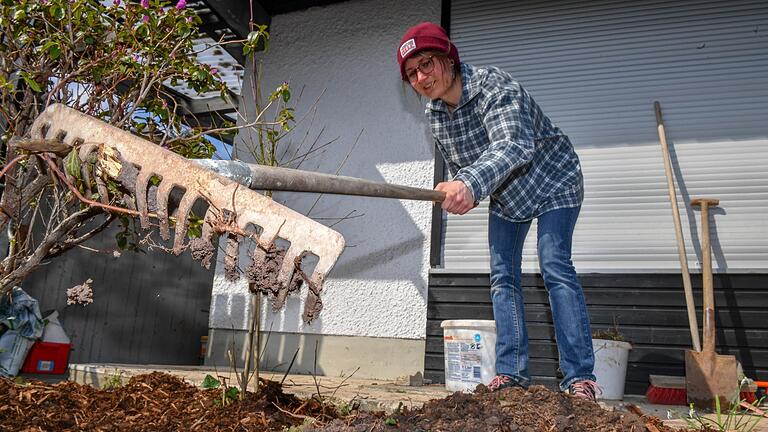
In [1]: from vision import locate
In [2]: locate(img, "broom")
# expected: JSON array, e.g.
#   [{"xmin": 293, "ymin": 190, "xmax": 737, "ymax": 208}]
[{"xmin": 645, "ymin": 375, "xmax": 758, "ymax": 405}]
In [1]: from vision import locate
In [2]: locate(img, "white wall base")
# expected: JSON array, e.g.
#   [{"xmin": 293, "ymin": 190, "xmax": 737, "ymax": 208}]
[{"xmin": 205, "ymin": 328, "xmax": 425, "ymax": 381}]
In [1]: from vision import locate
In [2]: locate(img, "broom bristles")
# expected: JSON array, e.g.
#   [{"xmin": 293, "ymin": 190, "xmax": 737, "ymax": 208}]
[
  {"xmin": 645, "ymin": 385, "xmax": 756, "ymax": 405},
  {"xmin": 646, "ymin": 385, "xmax": 687, "ymax": 405}
]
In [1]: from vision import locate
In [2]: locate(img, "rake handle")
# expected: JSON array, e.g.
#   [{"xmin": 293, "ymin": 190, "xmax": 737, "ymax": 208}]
[{"xmin": 196, "ymin": 160, "xmax": 446, "ymax": 202}]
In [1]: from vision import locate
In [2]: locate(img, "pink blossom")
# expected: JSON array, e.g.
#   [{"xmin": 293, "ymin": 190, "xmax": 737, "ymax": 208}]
[
  {"xmin": 142, "ymin": 14, "xmax": 149, "ymax": 23},
  {"xmin": 140, "ymin": 0, "xmax": 149, "ymax": 8},
  {"xmin": 175, "ymin": 0, "xmax": 186, "ymax": 10},
  {"xmin": 209, "ymin": 67, "xmax": 218, "ymax": 75},
  {"xmin": 114, "ymin": 0, "xmax": 120, "ymax": 5}
]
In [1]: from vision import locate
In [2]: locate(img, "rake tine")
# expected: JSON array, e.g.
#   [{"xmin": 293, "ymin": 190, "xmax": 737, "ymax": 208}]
[
  {"xmin": 223, "ymin": 233, "xmax": 240, "ymax": 281},
  {"xmin": 200, "ymin": 207, "xmax": 217, "ymax": 241},
  {"xmin": 154, "ymin": 180, "xmax": 175, "ymax": 241},
  {"xmin": 94, "ymin": 176, "xmax": 110, "ymax": 205},
  {"xmin": 80, "ymin": 151, "xmax": 95, "ymax": 199},
  {"xmin": 134, "ymin": 170, "xmax": 153, "ymax": 229},
  {"xmin": 275, "ymin": 246, "xmax": 303, "ymax": 306},
  {"xmin": 172, "ymin": 191, "xmax": 201, "ymax": 255}
]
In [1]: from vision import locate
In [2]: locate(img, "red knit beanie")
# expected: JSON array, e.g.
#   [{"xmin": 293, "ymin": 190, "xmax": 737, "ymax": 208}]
[{"xmin": 397, "ymin": 22, "xmax": 460, "ymax": 81}]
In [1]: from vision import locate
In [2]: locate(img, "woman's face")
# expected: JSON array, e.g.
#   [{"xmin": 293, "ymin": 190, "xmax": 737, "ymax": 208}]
[{"xmin": 404, "ymin": 53, "xmax": 453, "ymax": 100}]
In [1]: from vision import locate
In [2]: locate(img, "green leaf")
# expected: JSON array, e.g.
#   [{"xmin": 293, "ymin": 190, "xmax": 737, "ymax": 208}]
[
  {"xmin": 246, "ymin": 31, "xmax": 260, "ymax": 45},
  {"xmin": 193, "ymin": 70, "xmax": 206, "ymax": 82},
  {"xmin": 149, "ymin": 175, "xmax": 162, "ymax": 186},
  {"xmin": 51, "ymin": 6, "xmax": 65, "ymax": 20},
  {"xmin": 48, "ymin": 44, "xmax": 61, "ymax": 60},
  {"xmin": 384, "ymin": 418, "xmax": 397, "ymax": 426},
  {"xmin": 201, "ymin": 374, "xmax": 221, "ymax": 389},
  {"xmin": 136, "ymin": 23, "xmax": 149, "ymax": 39},
  {"xmin": 186, "ymin": 214, "xmax": 203, "ymax": 239},
  {"xmin": 64, "ymin": 148, "xmax": 82, "ymax": 180},
  {"xmin": 282, "ymin": 89, "xmax": 290, "ymax": 103},
  {"xmin": 187, "ymin": 226, "xmax": 201, "ymax": 239},
  {"xmin": 20, "ymin": 73, "xmax": 42, "ymax": 93},
  {"xmin": 13, "ymin": 9, "xmax": 26, "ymax": 21},
  {"xmin": 224, "ymin": 386, "xmax": 239, "ymax": 400},
  {"xmin": 176, "ymin": 23, "xmax": 192, "ymax": 38}
]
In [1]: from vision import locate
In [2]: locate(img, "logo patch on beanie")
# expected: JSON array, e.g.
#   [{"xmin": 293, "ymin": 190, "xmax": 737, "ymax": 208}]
[{"xmin": 400, "ymin": 38, "xmax": 416, "ymax": 58}]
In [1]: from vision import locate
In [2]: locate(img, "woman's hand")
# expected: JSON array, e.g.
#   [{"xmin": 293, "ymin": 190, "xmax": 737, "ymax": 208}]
[{"xmin": 436, "ymin": 180, "xmax": 477, "ymax": 215}]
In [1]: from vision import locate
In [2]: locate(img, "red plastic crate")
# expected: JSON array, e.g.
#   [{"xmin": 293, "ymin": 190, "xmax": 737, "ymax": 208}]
[{"xmin": 21, "ymin": 341, "xmax": 71, "ymax": 374}]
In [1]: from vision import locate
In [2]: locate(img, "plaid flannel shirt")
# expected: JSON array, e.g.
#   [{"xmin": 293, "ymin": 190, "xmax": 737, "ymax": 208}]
[{"xmin": 427, "ymin": 63, "xmax": 583, "ymax": 222}]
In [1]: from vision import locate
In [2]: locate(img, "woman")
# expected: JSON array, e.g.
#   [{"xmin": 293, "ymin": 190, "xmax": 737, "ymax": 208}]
[{"xmin": 397, "ymin": 22, "xmax": 597, "ymax": 400}]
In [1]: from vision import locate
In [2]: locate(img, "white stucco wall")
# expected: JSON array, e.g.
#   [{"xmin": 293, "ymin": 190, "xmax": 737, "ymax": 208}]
[{"xmin": 209, "ymin": 0, "xmax": 441, "ymax": 340}]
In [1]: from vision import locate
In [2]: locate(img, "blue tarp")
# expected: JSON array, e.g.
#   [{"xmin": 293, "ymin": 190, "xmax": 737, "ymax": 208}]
[{"xmin": 0, "ymin": 287, "xmax": 44, "ymax": 376}]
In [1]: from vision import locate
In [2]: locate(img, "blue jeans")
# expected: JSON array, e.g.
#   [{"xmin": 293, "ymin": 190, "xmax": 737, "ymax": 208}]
[{"xmin": 488, "ymin": 206, "xmax": 595, "ymax": 391}]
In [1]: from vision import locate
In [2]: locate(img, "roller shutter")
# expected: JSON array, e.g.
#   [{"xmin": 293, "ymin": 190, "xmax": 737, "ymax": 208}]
[{"xmin": 442, "ymin": 0, "xmax": 768, "ymax": 273}]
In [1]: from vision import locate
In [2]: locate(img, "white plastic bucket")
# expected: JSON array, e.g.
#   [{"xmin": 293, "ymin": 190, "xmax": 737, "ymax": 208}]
[
  {"xmin": 592, "ymin": 338, "xmax": 632, "ymax": 400},
  {"xmin": 441, "ymin": 320, "xmax": 497, "ymax": 392}
]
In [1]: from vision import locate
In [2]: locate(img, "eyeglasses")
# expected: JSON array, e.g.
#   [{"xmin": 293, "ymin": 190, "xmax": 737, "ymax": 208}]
[{"xmin": 406, "ymin": 56, "xmax": 435, "ymax": 82}]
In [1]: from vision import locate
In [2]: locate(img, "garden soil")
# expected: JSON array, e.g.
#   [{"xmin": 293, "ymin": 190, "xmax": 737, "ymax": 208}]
[{"xmin": 0, "ymin": 372, "xmax": 690, "ymax": 431}]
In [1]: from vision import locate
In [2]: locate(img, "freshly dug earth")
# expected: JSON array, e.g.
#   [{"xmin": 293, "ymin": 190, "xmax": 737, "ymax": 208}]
[
  {"xmin": 0, "ymin": 372, "xmax": 327, "ymax": 431},
  {"xmin": 309, "ymin": 385, "xmax": 684, "ymax": 432},
  {"xmin": 0, "ymin": 372, "xmax": 689, "ymax": 431}
]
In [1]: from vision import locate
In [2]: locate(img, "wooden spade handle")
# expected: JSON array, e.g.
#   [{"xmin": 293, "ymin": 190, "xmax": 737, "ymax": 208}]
[
  {"xmin": 655, "ymin": 101, "xmax": 701, "ymax": 352},
  {"xmin": 691, "ymin": 198, "xmax": 719, "ymax": 353}
]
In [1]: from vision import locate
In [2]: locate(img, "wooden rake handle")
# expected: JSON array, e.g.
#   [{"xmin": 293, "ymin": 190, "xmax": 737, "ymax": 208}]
[{"xmin": 197, "ymin": 160, "xmax": 447, "ymax": 202}]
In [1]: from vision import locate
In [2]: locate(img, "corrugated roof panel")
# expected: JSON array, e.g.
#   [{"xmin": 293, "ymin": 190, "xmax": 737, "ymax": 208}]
[{"xmin": 167, "ymin": 37, "xmax": 244, "ymax": 99}]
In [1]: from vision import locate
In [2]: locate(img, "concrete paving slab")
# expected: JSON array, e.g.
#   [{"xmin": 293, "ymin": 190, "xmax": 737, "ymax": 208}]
[
  {"xmin": 603, "ymin": 396, "xmax": 768, "ymax": 432},
  {"xmin": 67, "ymin": 363, "xmax": 453, "ymax": 413},
  {"xmin": 25, "ymin": 363, "xmax": 768, "ymax": 431}
]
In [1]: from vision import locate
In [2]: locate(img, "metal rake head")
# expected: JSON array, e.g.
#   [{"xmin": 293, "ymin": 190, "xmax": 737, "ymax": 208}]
[{"xmin": 29, "ymin": 104, "xmax": 345, "ymax": 323}]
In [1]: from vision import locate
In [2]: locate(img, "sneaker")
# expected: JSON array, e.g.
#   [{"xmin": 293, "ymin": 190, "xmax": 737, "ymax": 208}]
[
  {"xmin": 487, "ymin": 375, "xmax": 519, "ymax": 391},
  {"xmin": 567, "ymin": 380, "xmax": 600, "ymax": 401}
]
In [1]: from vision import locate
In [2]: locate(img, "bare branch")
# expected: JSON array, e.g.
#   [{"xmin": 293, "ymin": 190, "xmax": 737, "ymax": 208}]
[
  {"xmin": 47, "ymin": 214, "xmax": 117, "ymax": 259},
  {"xmin": 1, "ymin": 206, "xmax": 99, "ymax": 294},
  {"xmin": 10, "ymin": 137, "xmax": 71, "ymax": 156}
]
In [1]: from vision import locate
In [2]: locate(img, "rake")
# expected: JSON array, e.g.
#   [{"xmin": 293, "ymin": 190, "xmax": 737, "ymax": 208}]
[{"xmin": 29, "ymin": 104, "xmax": 445, "ymax": 322}]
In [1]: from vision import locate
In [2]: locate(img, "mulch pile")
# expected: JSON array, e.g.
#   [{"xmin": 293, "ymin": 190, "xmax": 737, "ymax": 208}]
[
  {"xmin": 310, "ymin": 385, "xmax": 684, "ymax": 432},
  {"xmin": 0, "ymin": 372, "xmax": 330, "ymax": 431},
  {"xmin": 0, "ymin": 372, "xmax": 690, "ymax": 431}
]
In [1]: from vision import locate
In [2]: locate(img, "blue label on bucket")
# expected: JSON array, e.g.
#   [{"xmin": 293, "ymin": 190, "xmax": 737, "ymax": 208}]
[
  {"xmin": 37, "ymin": 360, "xmax": 54, "ymax": 372},
  {"xmin": 474, "ymin": 333, "xmax": 481, "ymax": 342}
]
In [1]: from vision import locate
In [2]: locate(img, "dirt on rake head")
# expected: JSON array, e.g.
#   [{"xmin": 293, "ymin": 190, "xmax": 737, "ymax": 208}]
[{"xmin": 29, "ymin": 104, "xmax": 346, "ymax": 324}]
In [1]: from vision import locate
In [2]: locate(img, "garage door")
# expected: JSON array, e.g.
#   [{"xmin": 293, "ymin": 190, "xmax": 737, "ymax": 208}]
[{"xmin": 442, "ymin": 0, "xmax": 768, "ymax": 273}]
